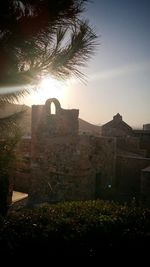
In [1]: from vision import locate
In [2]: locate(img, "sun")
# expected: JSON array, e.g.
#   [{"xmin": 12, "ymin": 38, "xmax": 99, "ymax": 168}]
[
  {"xmin": 28, "ymin": 77, "xmax": 65, "ymax": 105},
  {"xmin": 39, "ymin": 77, "xmax": 64, "ymax": 99}
]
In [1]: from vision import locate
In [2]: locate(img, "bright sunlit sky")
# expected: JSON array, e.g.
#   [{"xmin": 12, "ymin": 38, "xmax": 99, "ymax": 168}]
[{"xmin": 23, "ymin": 0, "xmax": 150, "ymax": 128}]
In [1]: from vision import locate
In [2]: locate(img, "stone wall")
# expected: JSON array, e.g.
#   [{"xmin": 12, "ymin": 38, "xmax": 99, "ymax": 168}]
[
  {"xmin": 12, "ymin": 100, "xmax": 150, "ymax": 205},
  {"xmin": 14, "ymin": 138, "xmax": 31, "ymax": 193},
  {"xmin": 139, "ymin": 134, "xmax": 150, "ymax": 158},
  {"xmin": 30, "ymin": 135, "xmax": 116, "ymax": 203},
  {"xmin": 141, "ymin": 166, "xmax": 150, "ymax": 206},
  {"xmin": 12, "ymin": 99, "xmax": 116, "ymax": 204},
  {"xmin": 116, "ymin": 137, "xmax": 146, "ymax": 157},
  {"xmin": 116, "ymin": 155, "xmax": 150, "ymax": 202},
  {"xmin": 29, "ymin": 98, "xmax": 116, "ymax": 203},
  {"xmin": 3, "ymin": 99, "xmax": 150, "ymax": 207},
  {"xmin": 32, "ymin": 98, "xmax": 79, "ymax": 138},
  {"xmin": 133, "ymin": 131, "xmax": 150, "ymax": 158}
]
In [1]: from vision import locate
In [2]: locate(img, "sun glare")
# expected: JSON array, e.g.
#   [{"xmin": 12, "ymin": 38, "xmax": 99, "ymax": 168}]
[{"xmin": 30, "ymin": 77, "xmax": 65, "ymax": 105}]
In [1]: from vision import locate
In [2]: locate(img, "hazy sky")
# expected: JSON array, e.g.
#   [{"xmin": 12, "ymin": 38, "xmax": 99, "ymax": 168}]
[{"xmin": 24, "ymin": 0, "xmax": 150, "ymax": 128}]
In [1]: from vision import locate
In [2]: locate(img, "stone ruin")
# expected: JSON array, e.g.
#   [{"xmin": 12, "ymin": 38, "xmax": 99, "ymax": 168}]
[
  {"xmin": 13, "ymin": 98, "xmax": 150, "ymax": 206},
  {"xmin": 15, "ymin": 98, "xmax": 116, "ymax": 204}
]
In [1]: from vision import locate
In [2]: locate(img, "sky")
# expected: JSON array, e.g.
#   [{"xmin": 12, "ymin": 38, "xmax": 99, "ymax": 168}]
[{"xmin": 23, "ymin": 0, "xmax": 150, "ymax": 128}]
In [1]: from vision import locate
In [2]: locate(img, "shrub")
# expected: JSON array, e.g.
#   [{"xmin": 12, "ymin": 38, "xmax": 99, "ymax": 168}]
[{"xmin": 0, "ymin": 200, "xmax": 150, "ymax": 258}]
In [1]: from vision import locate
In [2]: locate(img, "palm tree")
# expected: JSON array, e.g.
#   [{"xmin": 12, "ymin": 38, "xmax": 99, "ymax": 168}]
[
  {"xmin": 0, "ymin": 0, "xmax": 97, "ymax": 101},
  {"xmin": 0, "ymin": 0, "xmax": 98, "ymax": 214},
  {"xmin": 0, "ymin": 0, "xmax": 97, "ymax": 131}
]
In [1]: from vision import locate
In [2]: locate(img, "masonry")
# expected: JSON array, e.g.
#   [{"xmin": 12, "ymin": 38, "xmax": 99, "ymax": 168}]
[
  {"xmin": 14, "ymin": 101, "xmax": 150, "ymax": 205},
  {"xmin": 14, "ymin": 98, "xmax": 116, "ymax": 204}
]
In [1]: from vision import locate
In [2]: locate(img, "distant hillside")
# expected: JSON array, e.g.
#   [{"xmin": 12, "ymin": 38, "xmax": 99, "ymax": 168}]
[
  {"xmin": 79, "ymin": 118, "xmax": 101, "ymax": 136},
  {"xmin": 0, "ymin": 104, "xmax": 101, "ymax": 136}
]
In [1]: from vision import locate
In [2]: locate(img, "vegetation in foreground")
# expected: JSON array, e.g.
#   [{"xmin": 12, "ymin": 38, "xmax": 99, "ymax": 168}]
[{"xmin": 0, "ymin": 200, "xmax": 150, "ymax": 258}]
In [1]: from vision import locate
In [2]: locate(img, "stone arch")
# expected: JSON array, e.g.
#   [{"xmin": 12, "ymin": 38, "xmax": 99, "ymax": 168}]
[{"xmin": 45, "ymin": 98, "xmax": 61, "ymax": 115}]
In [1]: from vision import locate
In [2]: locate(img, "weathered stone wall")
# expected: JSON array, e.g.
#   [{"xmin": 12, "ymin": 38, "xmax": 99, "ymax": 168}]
[
  {"xmin": 14, "ymin": 138, "xmax": 31, "ymax": 193},
  {"xmin": 139, "ymin": 134, "xmax": 150, "ymax": 158},
  {"xmin": 30, "ymin": 99, "xmax": 81, "ymax": 202},
  {"xmin": 29, "ymin": 99, "xmax": 116, "ymax": 203},
  {"xmin": 13, "ymin": 99, "xmax": 150, "ymax": 205},
  {"xmin": 32, "ymin": 98, "xmax": 79, "ymax": 138},
  {"xmin": 30, "ymin": 135, "xmax": 87, "ymax": 202},
  {"xmin": 5, "ymin": 99, "xmax": 150, "ymax": 207},
  {"xmin": 116, "ymin": 155, "xmax": 150, "ymax": 202},
  {"xmin": 116, "ymin": 137, "xmax": 146, "ymax": 157},
  {"xmin": 84, "ymin": 136, "xmax": 116, "ymax": 188},
  {"xmin": 30, "ymin": 135, "xmax": 116, "ymax": 203},
  {"xmin": 141, "ymin": 167, "xmax": 150, "ymax": 206}
]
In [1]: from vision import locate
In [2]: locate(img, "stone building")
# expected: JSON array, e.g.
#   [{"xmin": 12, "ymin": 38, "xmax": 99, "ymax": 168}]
[
  {"xmin": 143, "ymin": 124, "xmax": 150, "ymax": 131},
  {"xmin": 102, "ymin": 113, "xmax": 133, "ymax": 137},
  {"xmin": 133, "ymin": 128, "xmax": 150, "ymax": 158},
  {"xmin": 14, "ymin": 98, "xmax": 116, "ymax": 204},
  {"xmin": 141, "ymin": 166, "xmax": 150, "ymax": 206},
  {"xmin": 101, "ymin": 113, "xmax": 150, "ymax": 203},
  {"xmin": 13, "ymin": 103, "xmax": 150, "ymax": 206}
]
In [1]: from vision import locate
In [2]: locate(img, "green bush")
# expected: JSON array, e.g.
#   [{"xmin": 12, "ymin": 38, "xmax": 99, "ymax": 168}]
[{"xmin": 0, "ymin": 200, "xmax": 150, "ymax": 258}]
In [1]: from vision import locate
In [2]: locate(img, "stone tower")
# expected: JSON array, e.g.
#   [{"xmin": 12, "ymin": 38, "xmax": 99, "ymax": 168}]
[
  {"xmin": 30, "ymin": 98, "xmax": 81, "ymax": 203},
  {"xmin": 32, "ymin": 98, "xmax": 79, "ymax": 138},
  {"xmin": 29, "ymin": 98, "xmax": 116, "ymax": 204}
]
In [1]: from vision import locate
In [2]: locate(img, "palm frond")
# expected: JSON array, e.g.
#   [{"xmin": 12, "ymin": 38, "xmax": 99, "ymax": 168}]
[
  {"xmin": 43, "ymin": 21, "xmax": 98, "ymax": 80},
  {"xmin": 0, "ymin": 87, "xmax": 31, "ymax": 105},
  {"xmin": 0, "ymin": 0, "xmax": 98, "ymax": 96}
]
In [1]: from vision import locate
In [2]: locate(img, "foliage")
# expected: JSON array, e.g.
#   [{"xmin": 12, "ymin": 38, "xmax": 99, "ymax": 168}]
[
  {"xmin": 0, "ymin": 1, "xmax": 97, "ymax": 215},
  {"xmin": 0, "ymin": 200, "xmax": 150, "ymax": 258},
  {"xmin": 0, "ymin": 0, "xmax": 97, "ymax": 127},
  {"xmin": 0, "ymin": 0, "xmax": 97, "ymax": 89},
  {"xmin": 0, "ymin": 131, "xmax": 21, "ymax": 215}
]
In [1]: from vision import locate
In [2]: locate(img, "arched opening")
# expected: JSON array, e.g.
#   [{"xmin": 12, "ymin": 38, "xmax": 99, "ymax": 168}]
[
  {"xmin": 45, "ymin": 98, "xmax": 61, "ymax": 115},
  {"xmin": 50, "ymin": 102, "xmax": 56, "ymax": 115}
]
